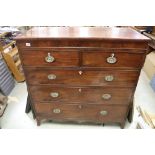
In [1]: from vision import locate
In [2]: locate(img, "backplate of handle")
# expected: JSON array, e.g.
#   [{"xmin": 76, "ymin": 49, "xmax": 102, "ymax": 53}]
[
  {"xmin": 50, "ymin": 92, "xmax": 59, "ymax": 98},
  {"xmin": 100, "ymin": 110, "xmax": 108, "ymax": 116},
  {"xmin": 48, "ymin": 74, "xmax": 56, "ymax": 80},
  {"xmin": 45, "ymin": 53, "xmax": 55, "ymax": 63},
  {"xmin": 53, "ymin": 108, "xmax": 61, "ymax": 114},
  {"xmin": 102, "ymin": 94, "xmax": 111, "ymax": 100},
  {"xmin": 106, "ymin": 53, "xmax": 117, "ymax": 64},
  {"xmin": 104, "ymin": 75, "xmax": 114, "ymax": 82}
]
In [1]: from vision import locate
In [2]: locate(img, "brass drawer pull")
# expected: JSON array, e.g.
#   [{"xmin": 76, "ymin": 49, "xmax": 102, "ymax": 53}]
[
  {"xmin": 50, "ymin": 92, "xmax": 59, "ymax": 98},
  {"xmin": 100, "ymin": 110, "xmax": 108, "ymax": 116},
  {"xmin": 53, "ymin": 108, "xmax": 61, "ymax": 114},
  {"xmin": 45, "ymin": 53, "xmax": 55, "ymax": 63},
  {"xmin": 48, "ymin": 74, "xmax": 56, "ymax": 80},
  {"xmin": 107, "ymin": 53, "xmax": 117, "ymax": 64},
  {"xmin": 104, "ymin": 75, "xmax": 114, "ymax": 82},
  {"xmin": 102, "ymin": 94, "xmax": 111, "ymax": 100}
]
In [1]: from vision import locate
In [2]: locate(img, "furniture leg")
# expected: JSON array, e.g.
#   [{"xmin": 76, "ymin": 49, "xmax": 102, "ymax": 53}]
[
  {"xmin": 127, "ymin": 102, "xmax": 133, "ymax": 123},
  {"xmin": 25, "ymin": 94, "xmax": 31, "ymax": 113},
  {"xmin": 36, "ymin": 117, "xmax": 41, "ymax": 126},
  {"xmin": 120, "ymin": 122, "xmax": 125, "ymax": 129},
  {"xmin": 25, "ymin": 94, "xmax": 36, "ymax": 119}
]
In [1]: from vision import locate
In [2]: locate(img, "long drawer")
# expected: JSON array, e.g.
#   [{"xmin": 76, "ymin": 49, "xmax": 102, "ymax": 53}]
[
  {"xmin": 20, "ymin": 49, "xmax": 79, "ymax": 67},
  {"xmin": 82, "ymin": 50, "xmax": 145, "ymax": 68},
  {"xmin": 34, "ymin": 103, "xmax": 128, "ymax": 123},
  {"xmin": 25, "ymin": 68, "xmax": 140, "ymax": 87},
  {"xmin": 16, "ymin": 39, "xmax": 149, "ymax": 49},
  {"xmin": 29, "ymin": 86, "xmax": 133, "ymax": 104}
]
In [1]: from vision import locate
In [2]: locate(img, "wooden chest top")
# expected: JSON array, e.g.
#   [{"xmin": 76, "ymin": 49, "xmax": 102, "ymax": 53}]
[{"xmin": 15, "ymin": 27, "xmax": 150, "ymax": 41}]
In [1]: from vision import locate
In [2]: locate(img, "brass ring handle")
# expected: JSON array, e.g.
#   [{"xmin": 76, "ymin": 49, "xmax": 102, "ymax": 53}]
[
  {"xmin": 107, "ymin": 53, "xmax": 117, "ymax": 64},
  {"xmin": 45, "ymin": 53, "xmax": 55, "ymax": 63},
  {"xmin": 100, "ymin": 110, "xmax": 108, "ymax": 116},
  {"xmin": 104, "ymin": 75, "xmax": 114, "ymax": 82},
  {"xmin": 53, "ymin": 108, "xmax": 61, "ymax": 114},
  {"xmin": 102, "ymin": 94, "xmax": 111, "ymax": 100},
  {"xmin": 50, "ymin": 92, "xmax": 59, "ymax": 98},
  {"xmin": 48, "ymin": 74, "xmax": 56, "ymax": 80}
]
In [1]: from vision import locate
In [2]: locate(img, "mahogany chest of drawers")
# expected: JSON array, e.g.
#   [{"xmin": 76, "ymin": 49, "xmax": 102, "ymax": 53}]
[{"xmin": 15, "ymin": 27, "xmax": 150, "ymax": 128}]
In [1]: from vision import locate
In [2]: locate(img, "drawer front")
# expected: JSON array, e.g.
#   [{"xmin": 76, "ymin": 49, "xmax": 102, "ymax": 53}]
[
  {"xmin": 25, "ymin": 68, "xmax": 140, "ymax": 87},
  {"xmin": 34, "ymin": 103, "xmax": 128, "ymax": 122},
  {"xmin": 16, "ymin": 40, "xmax": 148, "ymax": 49},
  {"xmin": 82, "ymin": 50, "xmax": 145, "ymax": 68},
  {"xmin": 20, "ymin": 50, "xmax": 79, "ymax": 67},
  {"xmin": 29, "ymin": 86, "xmax": 133, "ymax": 104}
]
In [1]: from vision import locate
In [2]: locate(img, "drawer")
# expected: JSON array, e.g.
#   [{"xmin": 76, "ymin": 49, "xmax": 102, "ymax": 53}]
[
  {"xmin": 20, "ymin": 49, "xmax": 79, "ymax": 67},
  {"xmin": 16, "ymin": 39, "xmax": 149, "ymax": 49},
  {"xmin": 25, "ymin": 68, "xmax": 140, "ymax": 87},
  {"xmin": 34, "ymin": 103, "xmax": 128, "ymax": 123},
  {"xmin": 29, "ymin": 86, "xmax": 133, "ymax": 105},
  {"xmin": 82, "ymin": 50, "xmax": 145, "ymax": 68}
]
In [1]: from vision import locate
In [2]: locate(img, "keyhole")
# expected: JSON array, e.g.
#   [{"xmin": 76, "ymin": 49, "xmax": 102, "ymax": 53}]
[
  {"xmin": 78, "ymin": 88, "xmax": 82, "ymax": 92},
  {"xmin": 79, "ymin": 71, "xmax": 83, "ymax": 75},
  {"xmin": 78, "ymin": 105, "xmax": 82, "ymax": 109}
]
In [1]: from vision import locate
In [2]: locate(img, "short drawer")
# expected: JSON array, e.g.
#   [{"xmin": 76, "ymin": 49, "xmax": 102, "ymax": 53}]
[
  {"xmin": 34, "ymin": 103, "xmax": 128, "ymax": 123},
  {"xmin": 82, "ymin": 49, "xmax": 145, "ymax": 68},
  {"xmin": 20, "ymin": 49, "xmax": 79, "ymax": 67},
  {"xmin": 25, "ymin": 68, "xmax": 140, "ymax": 87},
  {"xmin": 29, "ymin": 86, "xmax": 133, "ymax": 105}
]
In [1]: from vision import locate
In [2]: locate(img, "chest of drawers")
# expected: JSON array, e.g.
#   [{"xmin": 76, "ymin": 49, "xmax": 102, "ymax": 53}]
[{"xmin": 15, "ymin": 27, "xmax": 150, "ymax": 128}]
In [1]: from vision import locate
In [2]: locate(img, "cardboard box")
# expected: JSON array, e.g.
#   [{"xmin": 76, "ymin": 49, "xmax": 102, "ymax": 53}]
[
  {"xmin": 143, "ymin": 52, "xmax": 155, "ymax": 80},
  {"xmin": 136, "ymin": 106, "xmax": 154, "ymax": 129}
]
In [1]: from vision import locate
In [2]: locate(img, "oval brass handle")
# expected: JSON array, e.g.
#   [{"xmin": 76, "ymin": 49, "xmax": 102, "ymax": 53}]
[
  {"xmin": 45, "ymin": 53, "xmax": 55, "ymax": 63},
  {"xmin": 102, "ymin": 94, "xmax": 111, "ymax": 100},
  {"xmin": 104, "ymin": 75, "xmax": 114, "ymax": 82},
  {"xmin": 48, "ymin": 74, "xmax": 56, "ymax": 80},
  {"xmin": 107, "ymin": 53, "xmax": 117, "ymax": 64},
  {"xmin": 100, "ymin": 110, "xmax": 108, "ymax": 116},
  {"xmin": 53, "ymin": 108, "xmax": 61, "ymax": 114},
  {"xmin": 50, "ymin": 92, "xmax": 59, "ymax": 98}
]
